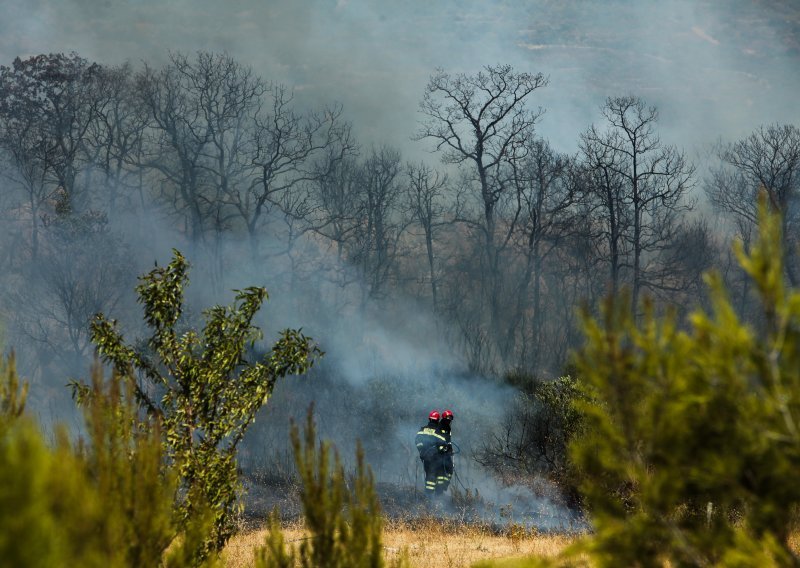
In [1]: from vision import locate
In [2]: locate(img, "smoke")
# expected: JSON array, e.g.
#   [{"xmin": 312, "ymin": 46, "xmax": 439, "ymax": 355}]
[
  {"xmin": 1, "ymin": 0, "xmax": 798, "ymax": 530},
  {"xmin": 2, "ymin": 1, "xmax": 797, "ymax": 158},
  {"xmin": 161, "ymin": 225, "xmax": 582, "ymax": 529}
]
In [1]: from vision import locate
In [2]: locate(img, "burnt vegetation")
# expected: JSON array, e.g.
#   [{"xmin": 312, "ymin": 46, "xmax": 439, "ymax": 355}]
[{"xmin": 1, "ymin": 51, "xmax": 796, "ymax": 384}]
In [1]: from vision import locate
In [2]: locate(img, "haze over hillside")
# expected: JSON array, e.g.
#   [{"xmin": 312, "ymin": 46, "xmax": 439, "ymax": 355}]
[
  {"xmin": 1, "ymin": 0, "xmax": 797, "ymax": 155},
  {"xmin": 0, "ymin": 0, "xmax": 798, "ymax": 522}
]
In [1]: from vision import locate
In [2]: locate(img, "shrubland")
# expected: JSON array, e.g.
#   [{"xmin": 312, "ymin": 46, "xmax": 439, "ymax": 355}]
[
  {"xmin": 0, "ymin": 358, "xmax": 212, "ymax": 567},
  {"xmin": 0, "ymin": 247, "xmax": 431, "ymax": 567},
  {"xmin": 255, "ymin": 409, "xmax": 408, "ymax": 568},
  {"xmin": 479, "ymin": 372, "xmax": 586, "ymax": 508},
  {"xmin": 83, "ymin": 249, "xmax": 321, "ymax": 557}
]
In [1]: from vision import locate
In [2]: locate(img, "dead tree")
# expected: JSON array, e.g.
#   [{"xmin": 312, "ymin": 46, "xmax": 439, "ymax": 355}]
[
  {"xmin": 580, "ymin": 96, "xmax": 695, "ymax": 312},
  {"xmin": 707, "ymin": 124, "xmax": 800, "ymax": 286},
  {"xmin": 415, "ymin": 64, "xmax": 547, "ymax": 340},
  {"xmin": 508, "ymin": 138, "xmax": 577, "ymax": 369},
  {"xmin": 405, "ymin": 162, "xmax": 451, "ymax": 313}
]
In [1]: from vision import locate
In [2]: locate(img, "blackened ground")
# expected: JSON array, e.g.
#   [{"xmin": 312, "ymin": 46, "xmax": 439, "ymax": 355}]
[{"xmin": 240, "ymin": 474, "xmax": 589, "ymax": 534}]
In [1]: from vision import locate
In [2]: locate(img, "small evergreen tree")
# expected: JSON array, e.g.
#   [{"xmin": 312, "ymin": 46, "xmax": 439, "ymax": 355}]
[
  {"xmin": 256, "ymin": 409, "xmax": 408, "ymax": 568},
  {"xmin": 477, "ymin": 196, "xmax": 800, "ymax": 567},
  {"xmin": 88, "ymin": 249, "xmax": 322, "ymax": 557},
  {"xmin": 0, "ymin": 352, "xmax": 26, "ymax": 422},
  {"xmin": 1, "ymin": 361, "xmax": 212, "ymax": 567}
]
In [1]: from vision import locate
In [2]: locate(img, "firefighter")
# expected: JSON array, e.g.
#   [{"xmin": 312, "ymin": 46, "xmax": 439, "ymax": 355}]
[
  {"xmin": 415, "ymin": 410, "xmax": 448, "ymax": 498},
  {"xmin": 437, "ymin": 409, "xmax": 455, "ymax": 494}
]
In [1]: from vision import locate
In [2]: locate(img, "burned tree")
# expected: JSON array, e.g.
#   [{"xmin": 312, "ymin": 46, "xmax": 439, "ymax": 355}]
[
  {"xmin": 405, "ymin": 162, "xmax": 451, "ymax": 313},
  {"xmin": 707, "ymin": 124, "xmax": 800, "ymax": 286},
  {"xmin": 416, "ymin": 64, "xmax": 547, "ymax": 339},
  {"xmin": 580, "ymin": 96, "xmax": 694, "ymax": 312}
]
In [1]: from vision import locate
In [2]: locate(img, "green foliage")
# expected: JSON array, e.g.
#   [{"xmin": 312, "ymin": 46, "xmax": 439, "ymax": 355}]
[
  {"xmin": 78, "ymin": 364, "xmax": 178, "ymax": 566},
  {"xmin": 88, "ymin": 249, "xmax": 323, "ymax": 556},
  {"xmin": 256, "ymin": 511, "xmax": 297, "ymax": 568},
  {"xmin": 0, "ymin": 363, "xmax": 214, "ymax": 567},
  {"xmin": 481, "ymin": 372, "xmax": 585, "ymax": 504},
  {"xmin": 477, "ymin": 197, "xmax": 800, "ymax": 567},
  {"xmin": 0, "ymin": 419, "xmax": 103, "ymax": 567},
  {"xmin": 255, "ymin": 409, "xmax": 408, "ymax": 568},
  {"xmin": 494, "ymin": 195, "xmax": 800, "ymax": 568},
  {"xmin": 0, "ymin": 352, "xmax": 27, "ymax": 422}
]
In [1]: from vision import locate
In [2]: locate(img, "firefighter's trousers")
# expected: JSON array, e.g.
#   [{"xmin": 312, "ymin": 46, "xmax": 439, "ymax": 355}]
[{"xmin": 423, "ymin": 453, "xmax": 452, "ymax": 496}]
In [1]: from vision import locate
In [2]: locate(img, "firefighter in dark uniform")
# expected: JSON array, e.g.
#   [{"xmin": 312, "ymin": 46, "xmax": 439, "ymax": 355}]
[
  {"xmin": 437, "ymin": 409, "xmax": 455, "ymax": 494},
  {"xmin": 415, "ymin": 410, "xmax": 448, "ymax": 498}
]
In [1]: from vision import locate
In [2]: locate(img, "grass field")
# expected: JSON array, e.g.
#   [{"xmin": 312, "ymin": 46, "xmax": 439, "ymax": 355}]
[
  {"xmin": 222, "ymin": 518, "xmax": 576, "ymax": 567},
  {"xmin": 222, "ymin": 520, "xmax": 800, "ymax": 567}
]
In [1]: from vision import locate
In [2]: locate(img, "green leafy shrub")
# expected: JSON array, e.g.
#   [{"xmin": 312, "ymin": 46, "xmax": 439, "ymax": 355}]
[
  {"xmin": 255, "ymin": 409, "xmax": 408, "ymax": 568},
  {"xmin": 479, "ymin": 197, "xmax": 800, "ymax": 567},
  {"xmin": 89, "ymin": 249, "xmax": 322, "ymax": 556},
  {"xmin": 479, "ymin": 372, "xmax": 586, "ymax": 505}
]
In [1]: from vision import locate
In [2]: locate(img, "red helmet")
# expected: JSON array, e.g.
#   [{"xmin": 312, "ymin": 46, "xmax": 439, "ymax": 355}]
[
  {"xmin": 441, "ymin": 409, "xmax": 454, "ymax": 421},
  {"xmin": 428, "ymin": 410, "xmax": 441, "ymax": 422}
]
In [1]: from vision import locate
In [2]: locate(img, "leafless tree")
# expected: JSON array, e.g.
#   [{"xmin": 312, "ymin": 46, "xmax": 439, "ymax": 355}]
[
  {"xmin": 351, "ymin": 146, "xmax": 408, "ymax": 304},
  {"xmin": 0, "ymin": 101, "xmax": 54, "ymax": 261},
  {"xmin": 404, "ymin": 162, "xmax": 451, "ymax": 313},
  {"xmin": 579, "ymin": 127, "xmax": 630, "ymax": 298},
  {"xmin": 6, "ymin": 212, "xmax": 134, "ymax": 378},
  {"xmin": 0, "ymin": 53, "xmax": 115, "ymax": 259},
  {"xmin": 137, "ymin": 55, "xmax": 216, "ymax": 245},
  {"xmin": 580, "ymin": 96, "xmax": 695, "ymax": 312},
  {"xmin": 83, "ymin": 63, "xmax": 151, "ymax": 216},
  {"xmin": 246, "ymin": 88, "xmax": 351, "ymax": 250},
  {"xmin": 309, "ymin": 155, "xmax": 361, "ymax": 256},
  {"xmin": 303, "ymin": 141, "xmax": 364, "ymax": 301},
  {"xmin": 416, "ymin": 64, "xmax": 548, "ymax": 337},
  {"xmin": 507, "ymin": 138, "xmax": 578, "ymax": 369},
  {"xmin": 706, "ymin": 124, "xmax": 800, "ymax": 285}
]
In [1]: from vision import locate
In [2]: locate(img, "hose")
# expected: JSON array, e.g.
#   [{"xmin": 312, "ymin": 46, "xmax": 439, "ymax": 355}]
[
  {"xmin": 449, "ymin": 441, "xmax": 468, "ymax": 492},
  {"xmin": 414, "ymin": 456, "xmax": 419, "ymax": 499}
]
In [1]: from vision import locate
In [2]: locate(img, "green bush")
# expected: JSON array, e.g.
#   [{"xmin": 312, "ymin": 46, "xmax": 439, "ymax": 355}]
[
  {"xmin": 479, "ymin": 373, "xmax": 586, "ymax": 505},
  {"xmin": 88, "ymin": 249, "xmax": 322, "ymax": 557},
  {"xmin": 478, "ymin": 197, "xmax": 800, "ymax": 567},
  {"xmin": 0, "ymin": 360, "xmax": 214, "ymax": 567},
  {"xmin": 0, "ymin": 352, "xmax": 26, "ymax": 422},
  {"xmin": 0, "ymin": 250, "xmax": 321, "ymax": 566},
  {"xmin": 255, "ymin": 409, "xmax": 408, "ymax": 568}
]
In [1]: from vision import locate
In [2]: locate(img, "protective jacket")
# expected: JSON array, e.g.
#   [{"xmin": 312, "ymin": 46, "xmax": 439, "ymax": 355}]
[
  {"xmin": 415, "ymin": 420, "xmax": 446, "ymax": 460},
  {"xmin": 415, "ymin": 420, "xmax": 450, "ymax": 497}
]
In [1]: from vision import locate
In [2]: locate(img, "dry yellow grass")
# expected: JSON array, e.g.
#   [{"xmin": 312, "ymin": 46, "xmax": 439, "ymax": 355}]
[
  {"xmin": 223, "ymin": 524, "xmax": 800, "ymax": 567},
  {"xmin": 222, "ymin": 518, "xmax": 575, "ymax": 568}
]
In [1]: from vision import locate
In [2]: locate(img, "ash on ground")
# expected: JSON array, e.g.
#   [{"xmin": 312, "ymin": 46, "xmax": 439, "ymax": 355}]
[{"xmin": 241, "ymin": 474, "xmax": 588, "ymax": 534}]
